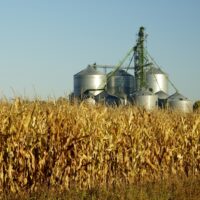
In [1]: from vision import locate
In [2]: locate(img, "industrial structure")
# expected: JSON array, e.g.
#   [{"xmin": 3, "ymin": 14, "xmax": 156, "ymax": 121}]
[{"xmin": 73, "ymin": 27, "xmax": 193, "ymax": 113}]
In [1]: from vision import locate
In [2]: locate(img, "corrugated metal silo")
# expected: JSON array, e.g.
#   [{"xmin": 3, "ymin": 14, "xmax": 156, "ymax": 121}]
[
  {"xmin": 167, "ymin": 92, "xmax": 193, "ymax": 113},
  {"xmin": 146, "ymin": 67, "xmax": 168, "ymax": 94},
  {"xmin": 74, "ymin": 65, "xmax": 106, "ymax": 97},
  {"xmin": 133, "ymin": 89, "xmax": 158, "ymax": 110},
  {"xmin": 107, "ymin": 70, "xmax": 135, "ymax": 97}
]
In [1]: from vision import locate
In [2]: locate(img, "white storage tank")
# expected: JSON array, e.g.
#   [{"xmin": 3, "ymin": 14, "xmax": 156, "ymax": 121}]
[
  {"xmin": 146, "ymin": 67, "xmax": 168, "ymax": 94},
  {"xmin": 167, "ymin": 92, "xmax": 193, "ymax": 113},
  {"xmin": 133, "ymin": 89, "xmax": 158, "ymax": 110},
  {"xmin": 74, "ymin": 65, "xmax": 106, "ymax": 98}
]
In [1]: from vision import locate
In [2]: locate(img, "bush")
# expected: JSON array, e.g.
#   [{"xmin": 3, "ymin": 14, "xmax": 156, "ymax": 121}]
[{"xmin": 193, "ymin": 100, "xmax": 200, "ymax": 111}]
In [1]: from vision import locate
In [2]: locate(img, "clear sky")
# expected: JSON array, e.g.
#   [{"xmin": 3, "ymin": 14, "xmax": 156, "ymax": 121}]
[{"xmin": 0, "ymin": 0, "xmax": 199, "ymax": 101}]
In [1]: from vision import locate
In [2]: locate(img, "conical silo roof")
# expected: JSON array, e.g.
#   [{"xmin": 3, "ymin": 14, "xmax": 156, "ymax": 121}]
[
  {"xmin": 113, "ymin": 69, "xmax": 133, "ymax": 76},
  {"xmin": 74, "ymin": 65, "xmax": 105, "ymax": 76},
  {"xmin": 134, "ymin": 88, "xmax": 154, "ymax": 96},
  {"xmin": 147, "ymin": 67, "xmax": 166, "ymax": 75},
  {"xmin": 155, "ymin": 91, "xmax": 168, "ymax": 99},
  {"xmin": 107, "ymin": 69, "xmax": 133, "ymax": 78},
  {"xmin": 168, "ymin": 92, "xmax": 189, "ymax": 101}
]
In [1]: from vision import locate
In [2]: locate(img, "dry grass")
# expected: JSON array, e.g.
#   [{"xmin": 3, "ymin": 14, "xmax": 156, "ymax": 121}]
[{"xmin": 0, "ymin": 98, "xmax": 199, "ymax": 198}]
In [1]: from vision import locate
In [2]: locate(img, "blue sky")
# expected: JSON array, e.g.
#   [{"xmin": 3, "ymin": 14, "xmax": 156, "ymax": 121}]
[{"xmin": 0, "ymin": 0, "xmax": 199, "ymax": 100}]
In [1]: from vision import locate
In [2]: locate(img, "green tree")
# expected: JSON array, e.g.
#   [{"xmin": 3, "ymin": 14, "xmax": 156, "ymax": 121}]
[{"xmin": 193, "ymin": 100, "xmax": 200, "ymax": 111}]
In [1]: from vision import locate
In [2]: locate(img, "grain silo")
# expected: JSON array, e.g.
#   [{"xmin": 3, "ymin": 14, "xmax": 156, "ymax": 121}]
[
  {"xmin": 133, "ymin": 89, "xmax": 158, "ymax": 110},
  {"xmin": 74, "ymin": 65, "xmax": 106, "ymax": 98},
  {"xmin": 107, "ymin": 69, "xmax": 135, "ymax": 97},
  {"xmin": 167, "ymin": 92, "xmax": 193, "ymax": 113},
  {"xmin": 146, "ymin": 67, "xmax": 168, "ymax": 94}
]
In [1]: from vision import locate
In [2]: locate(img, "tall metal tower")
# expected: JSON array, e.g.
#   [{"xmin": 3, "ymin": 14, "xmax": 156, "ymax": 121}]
[{"xmin": 134, "ymin": 26, "xmax": 149, "ymax": 91}]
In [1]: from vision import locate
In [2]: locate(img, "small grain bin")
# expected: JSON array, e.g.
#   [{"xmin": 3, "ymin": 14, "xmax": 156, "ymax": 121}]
[
  {"xmin": 167, "ymin": 92, "xmax": 193, "ymax": 113},
  {"xmin": 133, "ymin": 89, "xmax": 158, "ymax": 110}
]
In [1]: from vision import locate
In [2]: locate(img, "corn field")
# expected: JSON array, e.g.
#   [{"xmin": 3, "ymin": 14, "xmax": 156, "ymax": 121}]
[{"xmin": 0, "ymin": 98, "xmax": 199, "ymax": 194}]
